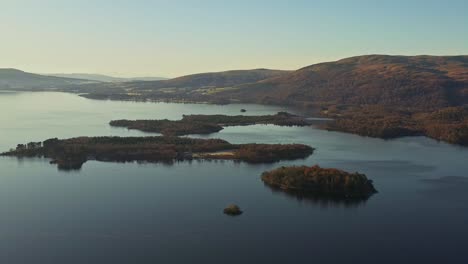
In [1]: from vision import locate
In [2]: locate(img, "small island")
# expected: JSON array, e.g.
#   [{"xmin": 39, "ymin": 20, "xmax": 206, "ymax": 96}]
[
  {"xmin": 110, "ymin": 112, "xmax": 309, "ymax": 136},
  {"xmin": 2, "ymin": 136, "xmax": 314, "ymax": 170},
  {"xmin": 223, "ymin": 204, "xmax": 243, "ymax": 216},
  {"xmin": 261, "ymin": 165, "xmax": 377, "ymax": 199}
]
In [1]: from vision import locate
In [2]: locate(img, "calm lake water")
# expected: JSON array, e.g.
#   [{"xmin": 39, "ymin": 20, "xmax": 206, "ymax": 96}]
[{"xmin": 1, "ymin": 92, "xmax": 467, "ymax": 264}]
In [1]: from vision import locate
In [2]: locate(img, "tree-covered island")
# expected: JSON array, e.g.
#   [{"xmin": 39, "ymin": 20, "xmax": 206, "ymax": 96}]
[
  {"xmin": 109, "ymin": 112, "xmax": 309, "ymax": 136},
  {"xmin": 1, "ymin": 136, "xmax": 314, "ymax": 170},
  {"xmin": 261, "ymin": 165, "xmax": 377, "ymax": 199}
]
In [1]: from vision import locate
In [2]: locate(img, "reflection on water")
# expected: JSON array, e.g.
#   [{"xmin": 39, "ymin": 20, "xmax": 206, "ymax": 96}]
[
  {"xmin": 329, "ymin": 159, "xmax": 436, "ymax": 174},
  {"xmin": 263, "ymin": 183, "xmax": 372, "ymax": 208}
]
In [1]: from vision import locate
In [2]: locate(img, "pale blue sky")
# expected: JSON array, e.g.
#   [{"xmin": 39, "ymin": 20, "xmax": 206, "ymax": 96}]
[{"xmin": 1, "ymin": 0, "xmax": 467, "ymax": 77}]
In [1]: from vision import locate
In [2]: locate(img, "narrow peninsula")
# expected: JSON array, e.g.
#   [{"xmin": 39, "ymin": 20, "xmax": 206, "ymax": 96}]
[{"xmin": 109, "ymin": 112, "xmax": 309, "ymax": 136}]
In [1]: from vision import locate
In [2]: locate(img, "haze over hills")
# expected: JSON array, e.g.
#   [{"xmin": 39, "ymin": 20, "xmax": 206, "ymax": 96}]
[
  {"xmin": 0, "ymin": 68, "xmax": 94, "ymax": 90},
  {"xmin": 47, "ymin": 73, "xmax": 168, "ymax": 83},
  {"xmin": 129, "ymin": 69, "xmax": 290, "ymax": 90},
  {"xmin": 68, "ymin": 68, "xmax": 291, "ymax": 101},
  {"xmin": 0, "ymin": 68, "xmax": 289, "ymax": 95}
]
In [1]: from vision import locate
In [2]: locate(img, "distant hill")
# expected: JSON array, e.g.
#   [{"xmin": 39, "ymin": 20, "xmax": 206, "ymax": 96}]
[
  {"xmin": 130, "ymin": 69, "xmax": 290, "ymax": 90},
  {"xmin": 76, "ymin": 57, "xmax": 468, "ymax": 110},
  {"xmin": 71, "ymin": 69, "xmax": 290, "ymax": 100},
  {"xmin": 212, "ymin": 55, "xmax": 468, "ymax": 145},
  {"xmin": 0, "ymin": 69, "xmax": 93, "ymax": 90},
  {"xmin": 47, "ymin": 73, "xmax": 168, "ymax": 82},
  {"xmin": 222, "ymin": 55, "xmax": 468, "ymax": 110}
]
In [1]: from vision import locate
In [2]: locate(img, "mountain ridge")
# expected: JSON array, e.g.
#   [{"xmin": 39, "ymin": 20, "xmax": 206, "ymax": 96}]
[
  {"xmin": 130, "ymin": 68, "xmax": 290, "ymax": 90},
  {"xmin": 220, "ymin": 55, "xmax": 468, "ymax": 110},
  {"xmin": 47, "ymin": 73, "xmax": 168, "ymax": 82}
]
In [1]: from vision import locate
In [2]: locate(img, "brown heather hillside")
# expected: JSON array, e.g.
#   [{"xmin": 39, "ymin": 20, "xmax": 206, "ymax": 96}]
[
  {"xmin": 217, "ymin": 55, "xmax": 468, "ymax": 145},
  {"xmin": 223, "ymin": 55, "xmax": 468, "ymax": 110}
]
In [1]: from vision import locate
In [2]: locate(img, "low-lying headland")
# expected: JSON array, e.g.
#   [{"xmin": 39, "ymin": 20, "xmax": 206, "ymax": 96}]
[
  {"xmin": 323, "ymin": 105, "xmax": 468, "ymax": 146},
  {"xmin": 1, "ymin": 136, "xmax": 314, "ymax": 170},
  {"xmin": 261, "ymin": 165, "xmax": 377, "ymax": 199},
  {"xmin": 110, "ymin": 112, "xmax": 309, "ymax": 136}
]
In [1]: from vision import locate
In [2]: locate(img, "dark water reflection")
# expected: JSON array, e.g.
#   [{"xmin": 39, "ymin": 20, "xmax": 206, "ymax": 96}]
[
  {"xmin": 263, "ymin": 183, "xmax": 371, "ymax": 208},
  {"xmin": 1, "ymin": 92, "xmax": 468, "ymax": 263}
]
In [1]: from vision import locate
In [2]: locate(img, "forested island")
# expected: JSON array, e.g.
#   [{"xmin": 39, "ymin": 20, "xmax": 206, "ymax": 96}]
[
  {"xmin": 1, "ymin": 136, "xmax": 314, "ymax": 170},
  {"xmin": 110, "ymin": 112, "xmax": 309, "ymax": 136},
  {"xmin": 261, "ymin": 165, "xmax": 377, "ymax": 199}
]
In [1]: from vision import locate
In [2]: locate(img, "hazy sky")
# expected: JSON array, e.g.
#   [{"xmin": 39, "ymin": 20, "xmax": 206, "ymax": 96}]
[{"xmin": 1, "ymin": 0, "xmax": 467, "ymax": 77}]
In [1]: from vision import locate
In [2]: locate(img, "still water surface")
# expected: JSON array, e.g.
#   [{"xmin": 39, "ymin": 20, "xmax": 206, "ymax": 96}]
[{"xmin": 1, "ymin": 92, "xmax": 467, "ymax": 263}]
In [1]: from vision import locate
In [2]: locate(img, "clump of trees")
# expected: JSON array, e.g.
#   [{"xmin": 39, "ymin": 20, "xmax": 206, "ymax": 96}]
[
  {"xmin": 261, "ymin": 165, "xmax": 377, "ymax": 198},
  {"xmin": 324, "ymin": 105, "xmax": 422, "ymax": 139},
  {"xmin": 110, "ymin": 119, "xmax": 224, "ymax": 136},
  {"xmin": 182, "ymin": 112, "xmax": 308, "ymax": 127},
  {"xmin": 223, "ymin": 204, "xmax": 243, "ymax": 216},
  {"xmin": 417, "ymin": 106, "xmax": 468, "ymax": 145},
  {"xmin": 233, "ymin": 144, "xmax": 314, "ymax": 163}
]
